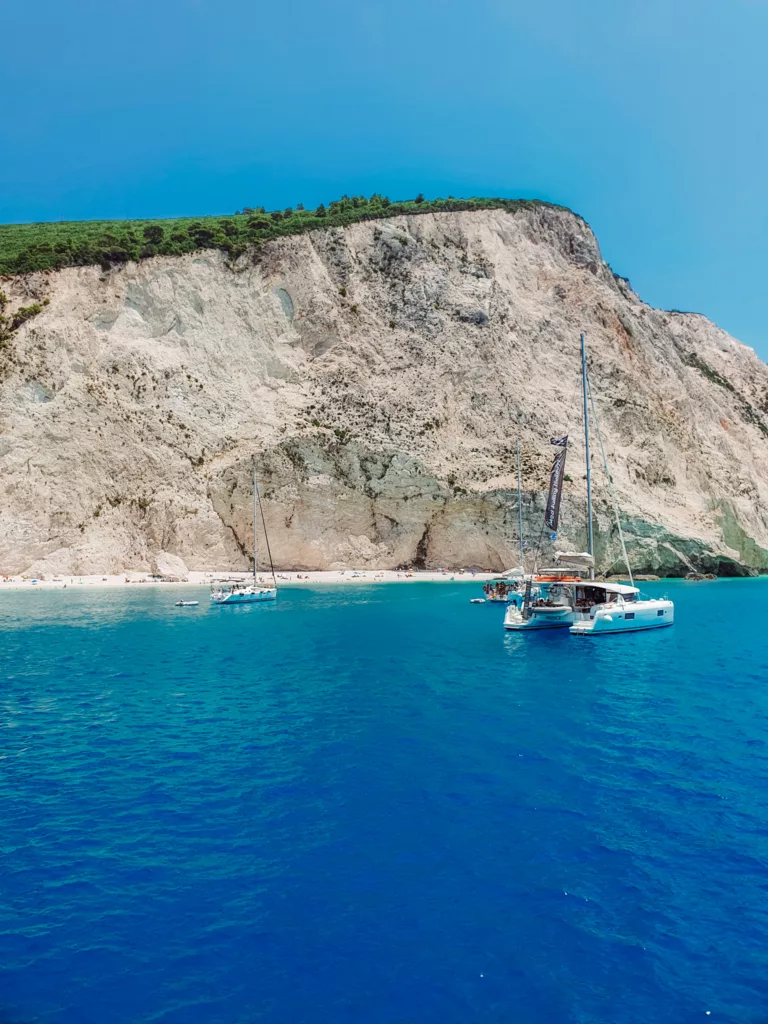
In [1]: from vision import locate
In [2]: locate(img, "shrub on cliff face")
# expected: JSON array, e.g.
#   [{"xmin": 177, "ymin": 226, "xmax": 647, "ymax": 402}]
[
  {"xmin": 0, "ymin": 293, "xmax": 48, "ymax": 345},
  {"xmin": 11, "ymin": 301, "xmax": 47, "ymax": 329}
]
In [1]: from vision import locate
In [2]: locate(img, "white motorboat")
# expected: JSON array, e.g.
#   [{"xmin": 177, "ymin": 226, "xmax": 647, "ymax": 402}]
[
  {"xmin": 211, "ymin": 468, "xmax": 278, "ymax": 606},
  {"xmin": 175, "ymin": 600, "xmax": 199, "ymax": 607},
  {"xmin": 483, "ymin": 575, "xmax": 524, "ymax": 604},
  {"xmin": 505, "ymin": 333, "xmax": 674, "ymax": 636}
]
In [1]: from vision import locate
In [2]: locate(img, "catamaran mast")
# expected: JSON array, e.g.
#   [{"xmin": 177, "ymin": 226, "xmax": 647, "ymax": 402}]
[
  {"xmin": 581, "ymin": 333, "xmax": 595, "ymax": 580},
  {"xmin": 516, "ymin": 439, "xmax": 524, "ymax": 568}
]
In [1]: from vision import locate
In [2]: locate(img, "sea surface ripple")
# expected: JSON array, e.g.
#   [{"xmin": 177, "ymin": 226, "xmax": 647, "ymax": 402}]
[{"xmin": 1, "ymin": 580, "xmax": 767, "ymax": 1023}]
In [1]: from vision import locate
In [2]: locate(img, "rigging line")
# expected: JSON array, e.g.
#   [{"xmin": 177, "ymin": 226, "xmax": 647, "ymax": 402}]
[
  {"xmin": 531, "ymin": 518, "xmax": 547, "ymax": 575},
  {"xmin": 586, "ymin": 372, "xmax": 633, "ymax": 587},
  {"xmin": 516, "ymin": 439, "xmax": 524, "ymax": 570},
  {"xmin": 254, "ymin": 473, "xmax": 278, "ymax": 590},
  {"xmin": 601, "ymin": 549, "xmax": 626, "ymax": 577}
]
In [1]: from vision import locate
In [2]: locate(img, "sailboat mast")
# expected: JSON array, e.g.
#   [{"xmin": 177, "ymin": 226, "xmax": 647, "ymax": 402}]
[
  {"xmin": 581, "ymin": 333, "xmax": 595, "ymax": 580},
  {"xmin": 516, "ymin": 439, "xmax": 524, "ymax": 568},
  {"xmin": 253, "ymin": 470, "xmax": 278, "ymax": 591},
  {"xmin": 257, "ymin": 468, "xmax": 264, "ymax": 585}
]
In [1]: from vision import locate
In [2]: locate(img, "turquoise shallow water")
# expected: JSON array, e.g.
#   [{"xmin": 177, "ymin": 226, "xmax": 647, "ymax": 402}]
[{"xmin": 1, "ymin": 579, "xmax": 768, "ymax": 1023}]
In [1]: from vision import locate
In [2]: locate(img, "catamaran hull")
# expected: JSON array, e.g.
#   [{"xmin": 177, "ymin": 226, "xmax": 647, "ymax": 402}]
[
  {"xmin": 503, "ymin": 606, "xmax": 574, "ymax": 631},
  {"xmin": 569, "ymin": 600, "xmax": 674, "ymax": 636}
]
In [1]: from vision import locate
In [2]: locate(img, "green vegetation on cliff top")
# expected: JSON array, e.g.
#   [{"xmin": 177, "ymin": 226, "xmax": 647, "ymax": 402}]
[{"xmin": 0, "ymin": 195, "xmax": 574, "ymax": 277}]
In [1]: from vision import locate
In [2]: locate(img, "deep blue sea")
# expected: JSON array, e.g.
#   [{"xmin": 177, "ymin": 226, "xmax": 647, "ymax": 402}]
[{"xmin": 2, "ymin": 579, "xmax": 768, "ymax": 1024}]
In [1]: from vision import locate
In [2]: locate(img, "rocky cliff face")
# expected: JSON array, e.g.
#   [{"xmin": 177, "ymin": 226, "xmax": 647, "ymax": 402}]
[{"xmin": 2, "ymin": 206, "xmax": 768, "ymax": 576}]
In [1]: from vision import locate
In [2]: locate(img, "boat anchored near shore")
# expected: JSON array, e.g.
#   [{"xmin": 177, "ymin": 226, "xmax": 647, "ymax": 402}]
[
  {"xmin": 503, "ymin": 567, "xmax": 674, "ymax": 634},
  {"xmin": 504, "ymin": 334, "xmax": 674, "ymax": 637},
  {"xmin": 569, "ymin": 585, "xmax": 673, "ymax": 635},
  {"xmin": 211, "ymin": 468, "xmax": 278, "ymax": 606}
]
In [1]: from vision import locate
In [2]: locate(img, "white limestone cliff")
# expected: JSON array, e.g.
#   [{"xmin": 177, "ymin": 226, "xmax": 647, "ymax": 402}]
[{"xmin": 2, "ymin": 206, "xmax": 767, "ymax": 576}]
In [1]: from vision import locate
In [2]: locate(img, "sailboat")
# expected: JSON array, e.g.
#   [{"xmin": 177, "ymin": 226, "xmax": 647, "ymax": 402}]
[
  {"xmin": 210, "ymin": 469, "xmax": 278, "ymax": 605},
  {"xmin": 481, "ymin": 440, "xmax": 526, "ymax": 604},
  {"xmin": 504, "ymin": 334, "xmax": 674, "ymax": 635}
]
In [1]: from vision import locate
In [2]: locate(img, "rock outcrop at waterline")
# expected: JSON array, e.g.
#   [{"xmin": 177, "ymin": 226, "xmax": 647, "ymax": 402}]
[{"xmin": 2, "ymin": 206, "xmax": 768, "ymax": 577}]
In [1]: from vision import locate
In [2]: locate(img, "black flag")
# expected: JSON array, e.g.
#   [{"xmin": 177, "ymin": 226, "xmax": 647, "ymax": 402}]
[{"xmin": 544, "ymin": 435, "xmax": 568, "ymax": 531}]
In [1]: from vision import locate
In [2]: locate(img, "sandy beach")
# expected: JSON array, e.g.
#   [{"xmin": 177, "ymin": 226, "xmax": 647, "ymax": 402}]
[{"xmin": 0, "ymin": 569, "xmax": 499, "ymax": 592}]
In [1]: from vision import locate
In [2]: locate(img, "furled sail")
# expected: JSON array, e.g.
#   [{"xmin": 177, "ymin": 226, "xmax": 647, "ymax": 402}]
[
  {"xmin": 554, "ymin": 551, "xmax": 594, "ymax": 568},
  {"xmin": 544, "ymin": 435, "xmax": 569, "ymax": 531}
]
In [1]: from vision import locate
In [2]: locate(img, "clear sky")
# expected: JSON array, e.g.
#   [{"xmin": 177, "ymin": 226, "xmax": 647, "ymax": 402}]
[{"xmin": 2, "ymin": 0, "xmax": 767, "ymax": 356}]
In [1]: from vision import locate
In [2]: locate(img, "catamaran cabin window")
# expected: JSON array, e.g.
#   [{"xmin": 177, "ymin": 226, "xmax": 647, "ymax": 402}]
[{"xmin": 575, "ymin": 586, "xmax": 614, "ymax": 608}]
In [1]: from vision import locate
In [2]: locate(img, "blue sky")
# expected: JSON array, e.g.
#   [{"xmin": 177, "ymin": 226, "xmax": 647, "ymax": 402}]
[{"xmin": 2, "ymin": 0, "xmax": 767, "ymax": 355}]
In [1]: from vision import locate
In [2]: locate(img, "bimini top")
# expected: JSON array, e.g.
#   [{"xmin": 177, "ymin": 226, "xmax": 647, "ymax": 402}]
[{"xmin": 594, "ymin": 582, "xmax": 639, "ymax": 596}]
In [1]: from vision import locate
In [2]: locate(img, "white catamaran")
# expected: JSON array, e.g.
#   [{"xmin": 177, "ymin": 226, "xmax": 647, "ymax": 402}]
[
  {"xmin": 210, "ymin": 469, "xmax": 278, "ymax": 605},
  {"xmin": 504, "ymin": 334, "xmax": 674, "ymax": 636}
]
